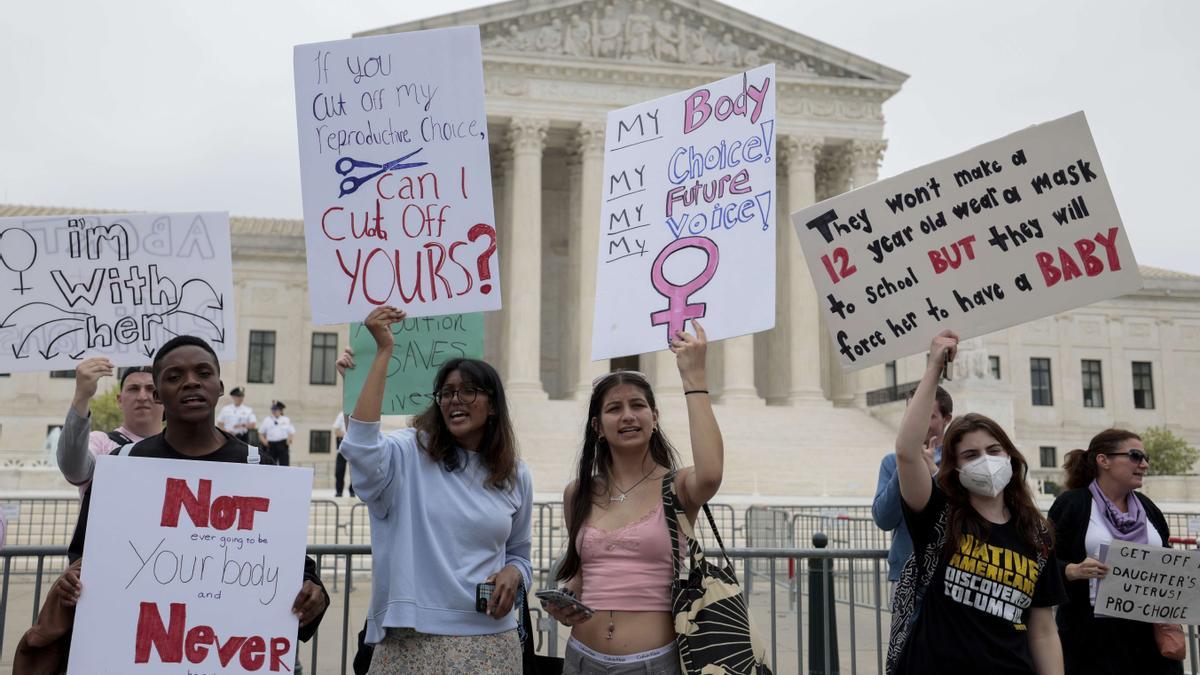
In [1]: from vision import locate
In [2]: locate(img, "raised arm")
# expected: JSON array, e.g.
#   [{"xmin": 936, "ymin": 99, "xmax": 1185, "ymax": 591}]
[
  {"xmin": 336, "ymin": 306, "xmax": 407, "ymax": 516},
  {"xmin": 674, "ymin": 320, "xmax": 723, "ymax": 516},
  {"xmin": 348, "ymin": 306, "xmax": 405, "ymax": 424},
  {"xmin": 57, "ymin": 358, "xmax": 114, "ymax": 485},
  {"xmin": 896, "ymin": 331, "xmax": 957, "ymax": 513}
]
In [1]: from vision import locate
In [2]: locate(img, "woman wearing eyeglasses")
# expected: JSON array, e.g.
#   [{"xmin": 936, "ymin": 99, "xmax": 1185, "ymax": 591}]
[
  {"xmin": 540, "ymin": 319, "xmax": 723, "ymax": 674},
  {"xmin": 1048, "ymin": 430, "xmax": 1181, "ymax": 675},
  {"xmin": 336, "ymin": 306, "xmax": 533, "ymax": 674}
]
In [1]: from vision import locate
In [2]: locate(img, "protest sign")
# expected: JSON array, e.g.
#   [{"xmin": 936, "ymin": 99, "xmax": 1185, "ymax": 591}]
[
  {"xmin": 0, "ymin": 212, "xmax": 235, "ymax": 373},
  {"xmin": 1095, "ymin": 541, "xmax": 1200, "ymax": 624},
  {"xmin": 68, "ymin": 455, "xmax": 313, "ymax": 673},
  {"xmin": 294, "ymin": 26, "xmax": 499, "ymax": 325},
  {"xmin": 342, "ymin": 313, "xmax": 483, "ymax": 415},
  {"xmin": 790, "ymin": 112, "xmax": 1142, "ymax": 372},
  {"xmin": 591, "ymin": 65, "xmax": 776, "ymax": 361}
]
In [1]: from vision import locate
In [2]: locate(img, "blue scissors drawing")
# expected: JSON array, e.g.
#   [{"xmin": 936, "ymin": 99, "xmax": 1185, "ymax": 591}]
[{"xmin": 335, "ymin": 148, "xmax": 427, "ymax": 197}]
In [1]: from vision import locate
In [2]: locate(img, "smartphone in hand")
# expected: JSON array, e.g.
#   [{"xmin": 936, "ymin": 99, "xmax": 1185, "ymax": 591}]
[{"xmin": 535, "ymin": 589, "xmax": 595, "ymax": 619}]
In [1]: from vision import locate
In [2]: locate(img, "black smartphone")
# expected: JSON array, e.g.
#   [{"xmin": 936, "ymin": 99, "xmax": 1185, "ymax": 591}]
[{"xmin": 475, "ymin": 582, "xmax": 495, "ymax": 613}]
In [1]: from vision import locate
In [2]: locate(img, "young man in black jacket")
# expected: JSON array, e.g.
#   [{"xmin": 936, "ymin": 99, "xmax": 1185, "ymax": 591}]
[{"xmin": 65, "ymin": 335, "xmax": 329, "ymax": 646}]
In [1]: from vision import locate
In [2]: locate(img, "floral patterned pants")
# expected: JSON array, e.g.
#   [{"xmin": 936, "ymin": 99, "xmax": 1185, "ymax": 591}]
[{"xmin": 368, "ymin": 627, "xmax": 522, "ymax": 674}]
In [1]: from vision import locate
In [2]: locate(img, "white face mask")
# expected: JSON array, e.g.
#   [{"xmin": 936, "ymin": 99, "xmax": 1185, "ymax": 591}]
[{"xmin": 957, "ymin": 454, "xmax": 1013, "ymax": 498}]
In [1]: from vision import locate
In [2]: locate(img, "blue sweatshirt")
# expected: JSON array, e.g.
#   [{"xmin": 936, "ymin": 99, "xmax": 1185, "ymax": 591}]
[
  {"xmin": 341, "ymin": 419, "xmax": 533, "ymax": 643},
  {"xmin": 871, "ymin": 449, "xmax": 940, "ymax": 581}
]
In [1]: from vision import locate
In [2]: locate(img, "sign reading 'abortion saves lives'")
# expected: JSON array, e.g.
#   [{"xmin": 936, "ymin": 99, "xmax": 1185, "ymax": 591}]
[
  {"xmin": 294, "ymin": 26, "xmax": 500, "ymax": 325},
  {"xmin": 69, "ymin": 456, "xmax": 313, "ymax": 674},
  {"xmin": 592, "ymin": 65, "xmax": 776, "ymax": 361},
  {"xmin": 0, "ymin": 212, "xmax": 235, "ymax": 373},
  {"xmin": 343, "ymin": 313, "xmax": 483, "ymax": 416},
  {"xmin": 790, "ymin": 112, "xmax": 1142, "ymax": 372},
  {"xmin": 1095, "ymin": 542, "xmax": 1200, "ymax": 624}
]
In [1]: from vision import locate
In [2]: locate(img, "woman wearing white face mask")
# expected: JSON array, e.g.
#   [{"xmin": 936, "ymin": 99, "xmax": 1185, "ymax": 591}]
[{"xmin": 886, "ymin": 331, "xmax": 1066, "ymax": 675}]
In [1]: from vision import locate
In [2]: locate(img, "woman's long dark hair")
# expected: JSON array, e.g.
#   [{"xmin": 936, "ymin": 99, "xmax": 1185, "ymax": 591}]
[
  {"xmin": 556, "ymin": 372, "xmax": 680, "ymax": 583},
  {"xmin": 1063, "ymin": 428, "xmax": 1142, "ymax": 491},
  {"xmin": 412, "ymin": 358, "xmax": 518, "ymax": 490},
  {"xmin": 936, "ymin": 413, "xmax": 1053, "ymax": 558}
]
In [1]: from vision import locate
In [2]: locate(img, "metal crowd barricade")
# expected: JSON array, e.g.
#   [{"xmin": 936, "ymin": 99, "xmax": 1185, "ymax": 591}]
[{"xmin": 8, "ymin": 544, "xmax": 1200, "ymax": 674}]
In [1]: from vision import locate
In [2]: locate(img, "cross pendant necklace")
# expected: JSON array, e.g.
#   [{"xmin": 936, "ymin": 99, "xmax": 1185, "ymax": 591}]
[{"xmin": 609, "ymin": 465, "xmax": 656, "ymax": 503}]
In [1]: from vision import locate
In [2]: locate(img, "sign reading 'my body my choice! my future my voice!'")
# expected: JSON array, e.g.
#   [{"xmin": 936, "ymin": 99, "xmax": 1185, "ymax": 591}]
[
  {"xmin": 790, "ymin": 112, "xmax": 1142, "ymax": 372},
  {"xmin": 592, "ymin": 65, "xmax": 776, "ymax": 361},
  {"xmin": 294, "ymin": 27, "xmax": 500, "ymax": 325}
]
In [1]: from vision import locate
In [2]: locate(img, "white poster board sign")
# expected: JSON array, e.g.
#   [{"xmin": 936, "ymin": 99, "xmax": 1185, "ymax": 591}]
[
  {"xmin": 790, "ymin": 112, "xmax": 1142, "ymax": 372},
  {"xmin": 0, "ymin": 212, "xmax": 235, "ymax": 373},
  {"xmin": 591, "ymin": 65, "xmax": 777, "ymax": 361},
  {"xmin": 69, "ymin": 456, "xmax": 314, "ymax": 673},
  {"xmin": 293, "ymin": 26, "xmax": 500, "ymax": 325},
  {"xmin": 1095, "ymin": 542, "xmax": 1200, "ymax": 624}
]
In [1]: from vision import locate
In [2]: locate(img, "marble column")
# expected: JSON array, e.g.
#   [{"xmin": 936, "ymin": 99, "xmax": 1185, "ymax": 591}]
[
  {"xmin": 502, "ymin": 117, "xmax": 549, "ymax": 397},
  {"xmin": 832, "ymin": 139, "xmax": 886, "ymax": 407},
  {"xmin": 782, "ymin": 135, "xmax": 826, "ymax": 403},
  {"xmin": 486, "ymin": 140, "xmax": 512, "ymax": 370},
  {"xmin": 568, "ymin": 121, "xmax": 608, "ymax": 399},
  {"xmin": 719, "ymin": 335, "xmax": 760, "ymax": 403}
]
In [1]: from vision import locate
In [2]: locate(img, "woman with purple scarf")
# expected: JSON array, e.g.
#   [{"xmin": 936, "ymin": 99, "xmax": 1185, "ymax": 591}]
[{"xmin": 1048, "ymin": 429, "xmax": 1182, "ymax": 675}]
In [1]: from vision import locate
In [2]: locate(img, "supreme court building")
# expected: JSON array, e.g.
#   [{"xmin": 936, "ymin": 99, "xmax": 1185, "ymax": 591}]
[{"xmin": 2, "ymin": 0, "xmax": 1199, "ymax": 497}]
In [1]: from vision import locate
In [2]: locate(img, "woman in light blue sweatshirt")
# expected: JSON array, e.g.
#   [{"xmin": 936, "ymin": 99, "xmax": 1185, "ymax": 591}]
[{"xmin": 337, "ymin": 305, "xmax": 533, "ymax": 674}]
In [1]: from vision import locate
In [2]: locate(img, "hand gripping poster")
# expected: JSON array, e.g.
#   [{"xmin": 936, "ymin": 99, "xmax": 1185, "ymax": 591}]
[{"xmin": 591, "ymin": 65, "xmax": 777, "ymax": 361}]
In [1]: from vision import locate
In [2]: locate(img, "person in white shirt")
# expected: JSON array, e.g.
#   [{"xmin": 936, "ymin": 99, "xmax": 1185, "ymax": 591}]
[
  {"xmin": 216, "ymin": 386, "xmax": 257, "ymax": 443},
  {"xmin": 333, "ymin": 411, "xmax": 354, "ymax": 498},
  {"xmin": 261, "ymin": 400, "xmax": 296, "ymax": 466}
]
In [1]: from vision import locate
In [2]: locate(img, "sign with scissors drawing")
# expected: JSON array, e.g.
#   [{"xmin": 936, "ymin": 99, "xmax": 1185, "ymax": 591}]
[
  {"xmin": 0, "ymin": 212, "xmax": 235, "ymax": 373},
  {"xmin": 293, "ymin": 26, "xmax": 500, "ymax": 325},
  {"xmin": 591, "ymin": 66, "xmax": 777, "ymax": 361}
]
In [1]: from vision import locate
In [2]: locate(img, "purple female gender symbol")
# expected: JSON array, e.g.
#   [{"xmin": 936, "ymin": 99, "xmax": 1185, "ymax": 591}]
[{"xmin": 649, "ymin": 236, "xmax": 719, "ymax": 343}]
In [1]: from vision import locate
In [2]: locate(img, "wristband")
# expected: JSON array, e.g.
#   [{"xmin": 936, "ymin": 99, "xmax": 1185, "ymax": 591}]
[{"xmin": 684, "ymin": 389, "xmax": 710, "ymax": 396}]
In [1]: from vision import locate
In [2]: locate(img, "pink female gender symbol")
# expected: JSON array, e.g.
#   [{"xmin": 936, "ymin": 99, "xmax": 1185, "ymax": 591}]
[{"xmin": 649, "ymin": 236, "xmax": 720, "ymax": 343}]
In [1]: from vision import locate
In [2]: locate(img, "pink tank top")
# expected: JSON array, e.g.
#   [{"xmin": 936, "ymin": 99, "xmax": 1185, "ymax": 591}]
[{"xmin": 577, "ymin": 502, "xmax": 686, "ymax": 611}]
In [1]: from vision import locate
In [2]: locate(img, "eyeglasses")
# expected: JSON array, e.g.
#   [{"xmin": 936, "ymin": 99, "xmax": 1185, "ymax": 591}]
[
  {"xmin": 1106, "ymin": 450, "xmax": 1150, "ymax": 464},
  {"xmin": 433, "ymin": 387, "xmax": 488, "ymax": 405},
  {"xmin": 590, "ymin": 370, "xmax": 650, "ymax": 389}
]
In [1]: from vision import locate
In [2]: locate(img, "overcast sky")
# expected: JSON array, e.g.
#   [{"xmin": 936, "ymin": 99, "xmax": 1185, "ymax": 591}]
[{"xmin": 2, "ymin": 0, "xmax": 1196, "ymax": 274}]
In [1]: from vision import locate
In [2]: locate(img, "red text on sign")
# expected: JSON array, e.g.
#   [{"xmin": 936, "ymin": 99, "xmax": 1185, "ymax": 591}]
[{"xmin": 160, "ymin": 478, "xmax": 270, "ymax": 531}]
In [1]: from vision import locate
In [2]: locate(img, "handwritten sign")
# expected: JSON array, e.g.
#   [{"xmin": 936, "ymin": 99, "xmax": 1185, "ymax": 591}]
[
  {"xmin": 790, "ymin": 112, "xmax": 1142, "ymax": 371},
  {"xmin": 293, "ymin": 26, "xmax": 500, "ymax": 325},
  {"xmin": 0, "ymin": 212, "xmax": 235, "ymax": 373},
  {"xmin": 591, "ymin": 65, "xmax": 777, "ymax": 360},
  {"xmin": 342, "ymin": 313, "xmax": 483, "ymax": 416},
  {"xmin": 69, "ymin": 456, "xmax": 313, "ymax": 673},
  {"xmin": 1095, "ymin": 542, "xmax": 1200, "ymax": 624}
]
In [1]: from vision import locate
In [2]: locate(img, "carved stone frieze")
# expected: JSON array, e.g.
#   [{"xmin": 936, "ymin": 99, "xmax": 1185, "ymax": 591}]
[{"xmin": 479, "ymin": 0, "xmax": 864, "ymax": 78}]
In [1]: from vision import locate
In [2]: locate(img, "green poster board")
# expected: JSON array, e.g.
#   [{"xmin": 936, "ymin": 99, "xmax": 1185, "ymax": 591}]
[{"xmin": 342, "ymin": 313, "xmax": 484, "ymax": 416}]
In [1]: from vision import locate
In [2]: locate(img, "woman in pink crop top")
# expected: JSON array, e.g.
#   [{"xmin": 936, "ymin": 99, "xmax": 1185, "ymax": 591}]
[{"xmin": 541, "ymin": 319, "xmax": 724, "ymax": 674}]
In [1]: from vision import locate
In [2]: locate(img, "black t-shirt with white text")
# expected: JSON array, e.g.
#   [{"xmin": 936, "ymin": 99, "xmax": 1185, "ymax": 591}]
[{"xmin": 898, "ymin": 485, "xmax": 1066, "ymax": 675}]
